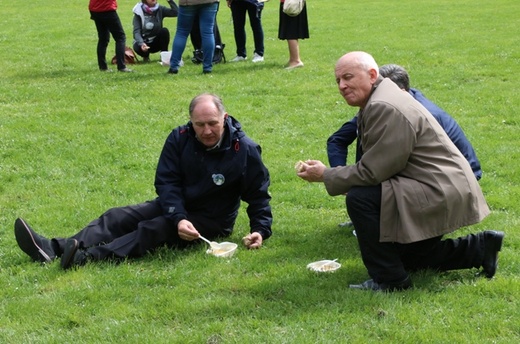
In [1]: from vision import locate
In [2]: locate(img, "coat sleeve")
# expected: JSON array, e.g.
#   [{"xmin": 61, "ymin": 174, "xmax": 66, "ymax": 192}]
[
  {"xmin": 132, "ymin": 14, "xmax": 144, "ymax": 46},
  {"xmin": 163, "ymin": 0, "xmax": 179, "ymax": 17},
  {"xmin": 326, "ymin": 116, "xmax": 358, "ymax": 167},
  {"xmin": 154, "ymin": 130, "xmax": 188, "ymax": 228},
  {"xmin": 240, "ymin": 141, "xmax": 273, "ymax": 240},
  {"xmin": 323, "ymin": 101, "xmax": 416, "ymax": 195}
]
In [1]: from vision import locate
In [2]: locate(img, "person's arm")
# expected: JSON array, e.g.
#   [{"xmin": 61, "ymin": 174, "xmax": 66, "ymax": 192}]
[
  {"xmin": 411, "ymin": 89, "xmax": 482, "ymax": 180},
  {"xmin": 132, "ymin": 14, "xmax": 145, "ymax": 47},
  {"xmin": 162, "ymin": 0, "xmax": 179, "ymax": 17},
  {"xmin": 326, "ymin": 116, "xmax": 358, "ymax": 167},
  {"xmin": 154, "ymin": 129, "xmax": 189, "ymax": 228},
  {"xmin": 240, "ymin": 140, "xmax": 273, "ymax": 248}
]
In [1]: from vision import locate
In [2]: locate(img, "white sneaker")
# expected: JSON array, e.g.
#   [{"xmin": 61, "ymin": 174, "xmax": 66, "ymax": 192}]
[
  {"xmin": 230, "ymin": 56, "xmax": 247, "ymax": 62},
  {"xmin": 252, "ymin": 53, "xmax": 264, "ymax": 63}
]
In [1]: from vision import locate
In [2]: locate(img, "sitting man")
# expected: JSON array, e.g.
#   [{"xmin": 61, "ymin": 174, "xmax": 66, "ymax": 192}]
[
  {"xmin": 15, "ymin": 93, "xmax": 273, "ymax": 269},
  {"xmin": 297, "ymin": 51, "xmax": 503, "ymax": 291},
  {"xmin": 328, "ymin": 63, "xmax": 482, "ymax": 228},
  {"xmin": 132, "ymin": 0, "xmax": 179, "ymax": 62}
]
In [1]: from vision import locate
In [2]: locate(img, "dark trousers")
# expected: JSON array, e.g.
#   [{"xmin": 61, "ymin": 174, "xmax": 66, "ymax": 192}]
[
  {"xmin": 190, "ymin": 16, "xmax": 222, "ymax": 49},
  {"xmin": 90, "ymin": 10, "xmax": 127, "ymax": 71},
  {"xmin": 346, "ymin": 185, "xmax": 485, "ymax": 283},
  {"xmin": 230, "ymin": 1, "xmax": 264, "ymax": 57},
  {"xmin": 133, "ymin": 28, "xmax": 171, "ymax": 58},
  {"xmin": 52, "ymin": 199, "xmax": 232, "ymax": 261}
]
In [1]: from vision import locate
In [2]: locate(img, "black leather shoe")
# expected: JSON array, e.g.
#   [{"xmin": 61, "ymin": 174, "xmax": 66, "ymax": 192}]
[
  {"xmin": 167, "ymin": 68, "xmax": 178, "ymax": 74},
  {"xmin": 349, "ymin": 276, "xmax": 412, "ymax": 292},
  {"xmin": 14, "ymin": 218, "xmax": 56, "ymax": 263},
  {"xmin": 481, "ymin": 230, "xmax": 505, "ymax": 278},
  {"xmin": 61, "ymin": 239, "xmax": 91, "ymax": 270},
  {"xmin": 61, "ymin": 239, "xmax": 79, "ymax": 270}
]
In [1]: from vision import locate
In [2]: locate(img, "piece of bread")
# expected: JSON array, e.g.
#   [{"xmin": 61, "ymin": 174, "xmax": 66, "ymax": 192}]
[{"xmin": 294, "ymin": 160, "xmax": 305, "ymax": 172}]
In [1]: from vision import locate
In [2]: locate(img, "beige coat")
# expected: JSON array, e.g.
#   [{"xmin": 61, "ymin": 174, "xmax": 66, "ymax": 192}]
[{"xmin": 323, "ymin": 78, "xmax": 490, "ymax": 243}]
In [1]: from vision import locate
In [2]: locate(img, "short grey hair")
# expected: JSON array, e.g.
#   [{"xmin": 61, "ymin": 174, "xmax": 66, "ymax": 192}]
[
  {"xmin": 379, "ymin": 64, "xmax": 410, "ymax": 91},
  {"xmin": 189, "ymin": 93, "xmax": 226, "ymax": 117}
]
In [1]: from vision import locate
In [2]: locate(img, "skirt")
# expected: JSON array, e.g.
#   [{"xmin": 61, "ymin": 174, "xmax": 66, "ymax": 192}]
[{"xmin": 278, "ymin": 2, "xmax": 309, "ymax": 40}]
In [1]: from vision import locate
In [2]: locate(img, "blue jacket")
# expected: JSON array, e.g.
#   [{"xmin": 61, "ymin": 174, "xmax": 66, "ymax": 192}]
[
  {"xmin": 327, "ymin": 87, "xmax": 482, "ymax": 180},
  {"xmin": 155, "ymin": 115, "xmax": 272, "ymax": 239}
]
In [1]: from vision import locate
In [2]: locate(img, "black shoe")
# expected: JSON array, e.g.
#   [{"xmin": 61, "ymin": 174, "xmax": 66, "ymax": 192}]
[
  {"xmin": 481, "ymin": 230, "xmax": 505, "ymax": 278},
  {"xmin": 61, "ymin": 239, "xmax": 78, "ymax": 269},
  {"xmin": 349, "ymin": 276, "xmax": 412, "ymax": 292},
  {"xmin": 143, "ymin": 56, "xmax": 150, "ymax": 63},
  {"xmin": 167, "ymin": 68, "xmax": 178, "ymax": 74},
  {"xmin": 203, "ymin": 70, "xmax": 212, "ymax": 74},
  {"xmin": 14, "ymin": 218, "xmax": 56, "ymax": 263}
]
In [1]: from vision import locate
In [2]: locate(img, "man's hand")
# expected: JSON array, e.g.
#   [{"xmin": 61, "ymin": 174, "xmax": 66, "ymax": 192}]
[
  {"xmin": 141, "ymin": 43, "xmax": 149, "ymax": 52},
  {"xmin": 177, "ymin": 219, "xmax": 199, "ymax": 241},
  {"xmin": 296, "ymin": 159, "xmax": 327, "ymax": 182},
  {"xmin": 242, "ymin": 232, "xmax": 263, "ymax": 249}
]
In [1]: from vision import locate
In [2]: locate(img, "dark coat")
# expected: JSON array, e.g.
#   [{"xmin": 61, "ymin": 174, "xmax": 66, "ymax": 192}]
[{"xmin": 155, "ymin": 115, "xmax": 272, "ymax": 239}]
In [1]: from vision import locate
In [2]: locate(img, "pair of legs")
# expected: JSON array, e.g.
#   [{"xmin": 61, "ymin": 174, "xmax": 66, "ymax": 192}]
[
  {"xmin": 15, "ymin": 199, "xmax": 232, "ymax": 266},
  {"xmin": 286, "ymin": 40, "xmax": 302, "ymax": 68},
  {"xmin": 230, "ymin": 1, "xmax": 264, "ymax": 58},
  {"xmin": 169, "ymin": 3, "xmax": 219, "ymax": 73},
  {"xmin": 346, "ymin": 185, "xmax": 501, "ymax": 288},
  {"xmin": 278, "ymin": 3, "xmax": 308, "ymax": 69},
  {"xmin": 133, "ymin": 28, "xmax": 170, "ymax": 59},
  {"xmin": 90, "ymin": 10, "xmax": 127, "ymax": 71}
]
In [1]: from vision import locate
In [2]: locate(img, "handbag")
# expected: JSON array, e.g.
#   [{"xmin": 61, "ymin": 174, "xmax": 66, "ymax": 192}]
[
  {"xmin": 283, "ymin": 0, "xmax": 305, "ymax": 17},
  {"xmin": 111, "ymin": 47, "xmax": 139, "ymax": 65}
]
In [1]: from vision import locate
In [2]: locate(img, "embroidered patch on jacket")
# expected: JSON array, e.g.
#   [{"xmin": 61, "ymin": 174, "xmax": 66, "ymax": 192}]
[{"xmin": 212, "ymin": 174, "xmax": 225, "ymax": 186}]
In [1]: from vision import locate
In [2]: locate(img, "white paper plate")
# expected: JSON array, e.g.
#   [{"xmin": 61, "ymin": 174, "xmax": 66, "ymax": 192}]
[
  {"xmin": 307, "ymin": 260, "xmax": 341, "ymax": 272},
  {"xmin": 206, "ymin": 242, "xmax": 238, "ymax": 258}
]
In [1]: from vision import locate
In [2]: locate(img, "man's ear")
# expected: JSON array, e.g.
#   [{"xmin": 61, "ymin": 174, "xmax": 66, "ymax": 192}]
[
  {"xmin": 224, "ymin": 112, "xmax": 229, "ymax": 119},
  {"xmin": 369, "ymin": 68, "xmax": 379, "ymax": 82}
]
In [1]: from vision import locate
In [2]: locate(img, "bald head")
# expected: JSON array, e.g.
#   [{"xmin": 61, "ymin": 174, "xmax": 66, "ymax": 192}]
[{"xmin": 335, "ymin": 51, "xmax": 380, "ymax": 108}]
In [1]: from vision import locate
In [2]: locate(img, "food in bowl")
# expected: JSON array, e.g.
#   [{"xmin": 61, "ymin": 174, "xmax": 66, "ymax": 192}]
[
  {"xmin": 307, "ymin": 260, "xmax": 341, "ymax": 272},
  {"xmin": 206, "ymin": 242, "xmax": 238, "ymax": 258}
]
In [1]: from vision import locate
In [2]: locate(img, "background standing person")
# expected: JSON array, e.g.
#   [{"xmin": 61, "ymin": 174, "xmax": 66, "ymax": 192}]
[
  {"xmin": 14, "ymin": 93, "xmax": 273, "ymax": 270},
  {"xmin": 89, "ymin": 0, "xmax": 132, "ymax": 72},
  {"xmin": 297, "ymin": 51, "xmax": 503, "ymax": 292},
  {"xmin": 278, "ymin": 0, "xmax": 308, "ymax": 70},
  {"xmin": 227, "ymin": 0, "xmax": 265, "ymax": 63},
  {"xmin": 132, "ymin": 0, "xmax": 179, "ymax": 62},
  {"xmin": 168, "ymin": 0, "xmax": 220, "ymax": 74},
  {"xmin": 190, "ymin": 13, "xmax": 225, "ymax": 64}
]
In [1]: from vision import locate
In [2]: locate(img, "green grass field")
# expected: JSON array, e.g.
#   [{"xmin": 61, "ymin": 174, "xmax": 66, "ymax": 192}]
[{"xmin": 1, "ymin": 0, "xmax": 519, "ymax": 343}]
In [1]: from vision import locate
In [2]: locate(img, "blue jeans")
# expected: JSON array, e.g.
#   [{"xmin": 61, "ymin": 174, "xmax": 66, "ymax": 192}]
[{"xmin": 170, "ymin": 3, "xmax": 218, "ymax": 72}]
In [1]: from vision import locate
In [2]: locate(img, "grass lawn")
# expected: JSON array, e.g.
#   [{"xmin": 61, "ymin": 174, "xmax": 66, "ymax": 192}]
[{"xmin": 1, "ymin": 0, "xmax": 519, "ymax": 343}]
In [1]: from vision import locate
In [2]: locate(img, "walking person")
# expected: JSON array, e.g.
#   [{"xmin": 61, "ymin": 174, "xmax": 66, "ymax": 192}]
[
  {"xmin": 227, "ymin": 0, "xmax": 265, "ymax": 63},
  {"xmin": 89, "ymin": 0, "xmax": 133, "ymax": 72}
]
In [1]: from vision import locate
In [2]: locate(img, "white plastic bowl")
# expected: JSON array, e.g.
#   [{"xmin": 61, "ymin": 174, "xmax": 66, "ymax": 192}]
[
  {"xmin": 206, "ymin": 242, "xmax": 238, "ymax": 258},
  {"xmin": 307, "ymin": 260, "xmax": 341, "ymax": 272}
]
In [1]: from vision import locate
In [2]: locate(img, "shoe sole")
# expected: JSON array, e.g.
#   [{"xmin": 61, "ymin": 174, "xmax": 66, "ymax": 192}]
[
  {"xmin": 61, "ymin": 239, "xmax": 79, "ymax": 270},
  {"xmin": 14, "ymin": 218, "xmax": 53, "ymax": 263}
]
